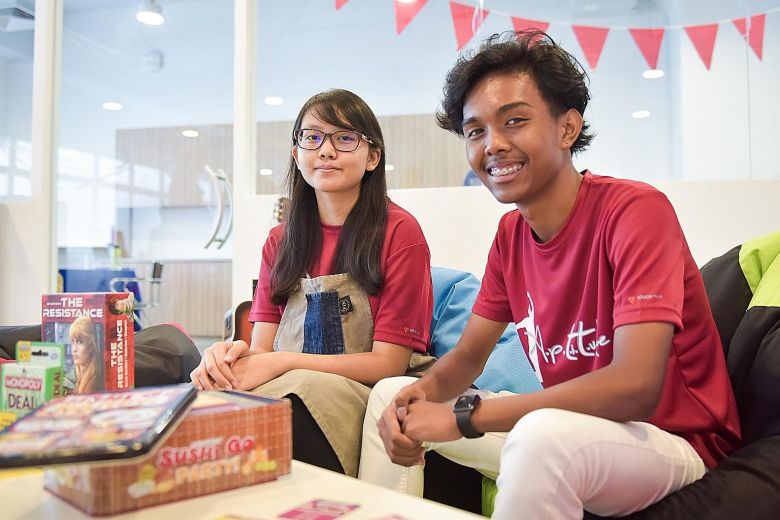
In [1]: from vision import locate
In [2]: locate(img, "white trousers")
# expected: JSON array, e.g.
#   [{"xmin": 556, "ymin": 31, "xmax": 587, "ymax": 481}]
[{"xmin": 358, "ymin": 376, "xmax": 706, "ymax": 519}]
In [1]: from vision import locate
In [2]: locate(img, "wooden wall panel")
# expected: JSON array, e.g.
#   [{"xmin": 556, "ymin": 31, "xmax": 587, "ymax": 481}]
[
  {"xmin": 117, "ymin": 113, "xmax": 471, "ymax": 203},
  {"xmin": 128, "ymin": 261, "xmax": 231, "ymax": 338}
]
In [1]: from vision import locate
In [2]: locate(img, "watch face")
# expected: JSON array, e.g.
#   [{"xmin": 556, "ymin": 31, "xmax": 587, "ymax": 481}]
[{"xmin": 455, "ymin": 395, "xmax": 477, "ymax": 411}]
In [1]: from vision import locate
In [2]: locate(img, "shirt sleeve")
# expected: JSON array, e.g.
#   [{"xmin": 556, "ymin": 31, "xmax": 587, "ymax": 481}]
[
  {"xmin": 372, "ymin": 219, "xmax": 433, "ymax": 353},
  {"xmin": 607, "ymin": 190, "xmax": 685, "ymax": 330},
  {"xmin": 473, "ymin": 213, "xmax": 515, "ymax": 323},
  {"xmin": 248, "ymin": 227, "xmax": 284, "ymax": 324}
]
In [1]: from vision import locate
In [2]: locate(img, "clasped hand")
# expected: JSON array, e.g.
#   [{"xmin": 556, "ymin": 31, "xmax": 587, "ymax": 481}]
[
  {"xmin": 190, "ymin": 341, "xmax": 288, "ymax": 391},
  {"xmin": 377, "ymin": 385, "xmax": 462, "ymax": 467}
]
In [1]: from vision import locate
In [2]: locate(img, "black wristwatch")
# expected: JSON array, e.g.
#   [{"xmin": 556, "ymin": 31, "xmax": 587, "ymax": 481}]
[{"xmin": 453, "ymin": 394, "xmax": 484, "ymax": 438}]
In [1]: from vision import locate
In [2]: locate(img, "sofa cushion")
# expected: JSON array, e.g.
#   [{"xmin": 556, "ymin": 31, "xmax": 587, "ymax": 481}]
[
  {"xmin": 619, "ymin": 434, "xmax": 780, "ymax": 520},
  {"xmin": 0, "ymin": 325, "xmax": 41, "ymax": 360},
  {"xmin": 430, "ymin": 267, "xmax": 542, "ymax": 394}
]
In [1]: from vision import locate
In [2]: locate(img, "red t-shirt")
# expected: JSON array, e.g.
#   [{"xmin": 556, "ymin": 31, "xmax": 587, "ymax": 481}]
[
  {"xmin": 473, "ymin": 171, "xmax": 741, "ymax": 468},
  {"xmin": 249, "ymin": 200, "xmax": 432, "ymax": 353}
]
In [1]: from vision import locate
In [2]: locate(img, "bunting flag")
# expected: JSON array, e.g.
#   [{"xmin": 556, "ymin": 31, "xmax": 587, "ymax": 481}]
[
  {"xmin": 394, "ymin": 0, "xmax": 429, "ymax": 35},
  {"xmin": 332, "ymin": 3, "xmax": 773, "ymax": 72},
  {"xmin": 511, "ymin": 17, "xmax": 550, "ymax": 34},
  {"xmin": 733, "ymin": 14, "xmax": 766, "ymax": 60},
  {"xmin": 450, "ymin": 1, "xmax": 490, "ymax": 50},
  {"xmin": 571, "ymin": 25, "xmax": 610, "ymax": 70},
  {"xmin": 684, "ymin": 23, "xmax": 719, "ymax": 69},
  {"xmin": 628, "ymin": 28, "xmax": 665, "ymax": 69}
]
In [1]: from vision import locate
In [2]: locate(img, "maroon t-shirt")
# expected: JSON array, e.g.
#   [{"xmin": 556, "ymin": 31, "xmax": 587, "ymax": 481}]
[
  {"xmin": 473, "ymin": 171, "xmax": 741, "ymax": 468},
  {"xmin": 249, "ymin": 201, "xmax": 432, "ymax": 353}
]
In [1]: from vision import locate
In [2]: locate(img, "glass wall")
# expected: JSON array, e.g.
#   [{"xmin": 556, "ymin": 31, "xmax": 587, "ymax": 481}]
[
  {"xmin": 0, "ymin": 0, "xmax": 35, "ymax": 201},
  {"xmin": 250, "ymin": 0, "xmax": 780, "ymax": 194},
  {"xmin": 58, "ymin": 0, "xmax": 234, "ymax": 263},
  {"xmin": 56, "ymin": 0, "xmax": 234, "ymax": 336}
]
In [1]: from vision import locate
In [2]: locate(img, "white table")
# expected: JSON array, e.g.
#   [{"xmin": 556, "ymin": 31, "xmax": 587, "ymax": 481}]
[{"xmin": 0, "ymin": 461, "xmax": 484, "ymax": 519}]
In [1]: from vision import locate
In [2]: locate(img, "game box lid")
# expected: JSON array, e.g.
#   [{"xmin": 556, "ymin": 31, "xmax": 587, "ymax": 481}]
[{"xmin": 0, "ymin": 384, "xmax": 197, "ymax": 468}]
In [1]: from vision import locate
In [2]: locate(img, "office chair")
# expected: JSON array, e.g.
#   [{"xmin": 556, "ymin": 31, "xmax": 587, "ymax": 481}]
[{"xmin": 110, "ymin": 261, "xmax": 164, "ymax": 328}]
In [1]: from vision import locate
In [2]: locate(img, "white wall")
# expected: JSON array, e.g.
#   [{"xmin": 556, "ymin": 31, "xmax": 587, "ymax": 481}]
[{"xmin": 232, "ymin": 179, "xmax": 780, "ymax": 307}]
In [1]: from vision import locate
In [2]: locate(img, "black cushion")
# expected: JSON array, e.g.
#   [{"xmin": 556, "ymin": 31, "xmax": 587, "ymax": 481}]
[
  {"xmin": 0, "ymin": 325, "xmax": 41, "ymax": 360},
  {"xmin": 618, "ymin": 435, "xmax": 780, "ymax": 520},
  {"xmin": 133, "ymin": 324, "xmax": 202, "ymax": 386},
  {"xmin": 699, "ymin": 244, "xmax": 753, "ymax": 357},
  {"xmin": 726, "ymin": 307, "xmax": 780, "ymax": 444}
]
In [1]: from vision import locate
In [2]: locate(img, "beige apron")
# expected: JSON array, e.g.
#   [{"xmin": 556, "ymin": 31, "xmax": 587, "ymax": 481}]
[{"xmin": 251, "ymin": 273, "xmax": 434, "ymax": 476}]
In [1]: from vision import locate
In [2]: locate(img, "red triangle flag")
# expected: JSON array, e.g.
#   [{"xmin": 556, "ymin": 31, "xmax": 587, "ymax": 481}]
[
  {"xmin": 394, "ymin": 0, "xmax": 429, "ymax": 35},
  {"xmin": 628, "ymin": 28, "xmax": 664, "ymax": 69},
  {"xmin": 733, "ymin": 14, "xmax": 766, "ymax": 60},
  {"xmin": 684, "ymin": 23, "xmax": 719, "ymax": 70},
  {"xmin": 450, "ymin": 1, "xmax": 490, "ymax": 50},
  {"xmin": 571, "ymin": 25, "xmax": 609, "ymax": 70},
  {"xmin": 511, "ymin": 17, "xmax": 550, "ymax": 34},
  {"xmin": 335, "ymin": 0, "xmax": 348, "ymax": 10}
]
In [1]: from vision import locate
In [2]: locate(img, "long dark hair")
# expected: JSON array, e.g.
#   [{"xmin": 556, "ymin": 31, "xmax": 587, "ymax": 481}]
[
  {"xmin": 270, "ymin": 89, "xmax": 388, "ymax": 304},
  {"xmin": 437, "ymin": 30, "xmax": 594, "ymax": 154}
]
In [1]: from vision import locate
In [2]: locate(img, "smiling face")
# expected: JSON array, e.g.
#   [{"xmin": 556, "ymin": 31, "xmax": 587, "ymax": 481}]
[
  {"xmin": 292, "ymin": 110, "xmax": 380, "ymax": 205},
  {"xmin": 462, "ymin": 71, "xmax": 581, "ymax": 208}
]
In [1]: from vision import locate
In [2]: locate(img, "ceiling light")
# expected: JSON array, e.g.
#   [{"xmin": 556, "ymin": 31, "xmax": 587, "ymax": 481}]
[
  {"xmin": 385, "ymin": 164, "xmax": 395, "ymax": 171},
  {"xmin": 102, "ymin": 101, "xmax": 123, "ymax": 111},
  {"xmin": 259, "ymin": 168, "xmax": 273, "ymax": 176},
  {"xmin": 632, "ymin": 110, "xmax": 651, "ymax": 119},
  {"xmin": 136, "ymin": 0, "xmax": 165, "ymax": 26},
  {"xmin": 182, "ymin": 129, "xmax": 199, "ymax": 138},
  {"xmin": 642, "ymin": 69, "xmax": 664, "ymax": 79},
  {"xmin": 264, "ymin": 96, "xmax": 284, "ymax": 106},
  {"xmin": 397, "ymin": 0, "xmax": 418, "ymax": 3}
]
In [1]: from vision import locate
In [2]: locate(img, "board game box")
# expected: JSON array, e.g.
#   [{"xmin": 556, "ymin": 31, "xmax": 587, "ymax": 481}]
[
  {"xmin": 42, "ymin": 388, "xmax": 291, "ymax": 515},
  {"xmin": 0, "ymin": 341, "xmax": 67, "ymax": 420},
  {"xmin": 41, "ymin": 293, "xmax": 135, "ymax": 393}
]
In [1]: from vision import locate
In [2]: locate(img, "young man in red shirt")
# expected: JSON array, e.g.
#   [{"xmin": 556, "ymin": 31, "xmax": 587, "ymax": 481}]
[{"xmin": 358, "ymin": 31, "xmax": 741, "ymax": 518}]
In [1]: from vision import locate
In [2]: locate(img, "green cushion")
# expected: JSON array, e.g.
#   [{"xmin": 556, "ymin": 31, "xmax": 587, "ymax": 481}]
[{"xmin": 482, "ymin": 476, "xmax": 498, "ymax": 517}]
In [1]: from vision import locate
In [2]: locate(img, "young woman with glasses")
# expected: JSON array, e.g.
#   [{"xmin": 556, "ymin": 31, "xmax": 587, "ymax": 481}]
[{"xmin": 190, "ymin": 89, "xmax": 434, "ymax": 477}]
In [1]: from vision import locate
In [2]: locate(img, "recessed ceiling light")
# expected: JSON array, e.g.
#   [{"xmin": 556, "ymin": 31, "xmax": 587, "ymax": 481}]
[
  {"xmin": 632, "ymin": 110, "xmax": 651, "ymax": 119},
  {"xmin": 136, "ymin": 0, "xmax": 165, "ymax": 26},
  {"xmin": 264, "ymin": 96, "xmax": 284, "ymax": 106},
  {"xmin": 642, "ymin": 69, "xmax": 664, "ymax": 79},
  {"xmin": 259, "ymin": 168, "xmax": 273, "ymax": 176},
  {"xmin": 182, "ymin": 129, "xmax": 199, "ymax": 138},
  {"xmin": 385, "ymin": 164, "xmax": 395, "ymax": 172},
  {"xmin": 102, "ymin": 101, "xmax": 123, "ymax": 111},
  {"xmin": 397, "ymin": 0, "xmax": 417, "ymax": 3}
]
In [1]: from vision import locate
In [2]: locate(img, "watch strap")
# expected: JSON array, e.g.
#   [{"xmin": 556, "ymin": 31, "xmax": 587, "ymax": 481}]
[{"xmin": 454, "ymin": 396, "xmax": 484, "ymax": 439}]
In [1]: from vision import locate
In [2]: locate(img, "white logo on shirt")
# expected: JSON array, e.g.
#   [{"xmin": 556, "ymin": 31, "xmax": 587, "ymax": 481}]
[{"xmin": 516, "ymin": 292, "xmax": 611, "ymax": 383}]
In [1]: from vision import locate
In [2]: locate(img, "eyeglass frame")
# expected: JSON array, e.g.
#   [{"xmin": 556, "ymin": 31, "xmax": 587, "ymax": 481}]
[{"xmin": 293, "ymin": 128, "xmax": 375, "ymax": 152}]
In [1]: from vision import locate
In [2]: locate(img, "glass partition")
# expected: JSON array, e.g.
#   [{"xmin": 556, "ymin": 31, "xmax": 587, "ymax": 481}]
[
  {"xmin": 0, "ymin": 0, "xmax": 35, "ymax": 201},
  {"xmin": 55, "ymin": 0, "xmax": 234, "ymax": 336},
  {"xmin": 57, "ymin": 0, "xmax": 234, "ymax": 265}
]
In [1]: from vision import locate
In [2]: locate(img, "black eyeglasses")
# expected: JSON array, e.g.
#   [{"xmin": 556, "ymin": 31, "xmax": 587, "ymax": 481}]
[{"xmin": 293, "ymin": 129, "xmax": 374, "ymax": 152}]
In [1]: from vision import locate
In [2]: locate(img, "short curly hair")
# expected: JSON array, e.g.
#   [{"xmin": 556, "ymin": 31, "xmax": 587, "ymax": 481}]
[{"xmin": 436, "ymin": 30, "xmax": 594, "ymax": 155}]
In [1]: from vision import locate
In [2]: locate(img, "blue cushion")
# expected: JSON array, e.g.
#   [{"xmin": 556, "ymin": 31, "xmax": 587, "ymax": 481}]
[{"xmin": 430, "ymin": 267, "xmax": 542, "ymax": 395}]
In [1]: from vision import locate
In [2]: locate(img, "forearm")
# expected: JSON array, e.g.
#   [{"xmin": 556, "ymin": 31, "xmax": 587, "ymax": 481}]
[
  {"xmin": 248, "ymin": 321, "xmax": 277, "ymax": 353},
  {"xmin": 472, "ymin": 361, "xmax": 665, "ymax": 433}
]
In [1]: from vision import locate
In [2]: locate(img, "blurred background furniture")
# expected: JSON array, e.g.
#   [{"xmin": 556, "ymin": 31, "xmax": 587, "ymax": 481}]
[{"xmin": 110, "ymin": 261, "xmax": 164, "ymax": 328}]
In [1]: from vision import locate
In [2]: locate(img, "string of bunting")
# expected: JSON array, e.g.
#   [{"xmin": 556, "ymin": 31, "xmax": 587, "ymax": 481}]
[{"xmin": 335, "ymin": 0, "xmax": 776, "ymax": 71}]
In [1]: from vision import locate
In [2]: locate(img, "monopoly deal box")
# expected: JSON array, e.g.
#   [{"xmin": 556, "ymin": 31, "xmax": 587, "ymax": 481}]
[
  {"xmin": 1, "ymin": 342, "xmax": 66, "ymax": 418},
  {"xmin": 41, "ymin": 293, "xmax": 135, "ymax": 393},
  {"xmin": 30, "ymin": 388, "xmax": 292, "ymax": 516},
  {"xmin": 0, "ymin": 363, "xmax": 65, "ymax": 417}
]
